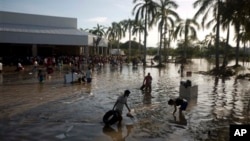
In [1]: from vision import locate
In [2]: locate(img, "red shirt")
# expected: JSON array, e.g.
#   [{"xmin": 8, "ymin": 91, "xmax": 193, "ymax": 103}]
[{"xmin": 144, "ymin": 75, "xmax": 152, "ymax": 85}]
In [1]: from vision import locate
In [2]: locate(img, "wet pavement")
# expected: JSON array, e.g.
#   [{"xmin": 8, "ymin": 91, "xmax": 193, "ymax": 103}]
[{"xmin": 0, "ymin": 59, "xmax": 250, "ymax": 141}]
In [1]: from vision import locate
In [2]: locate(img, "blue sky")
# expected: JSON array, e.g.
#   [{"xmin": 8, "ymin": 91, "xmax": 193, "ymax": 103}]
[{"xmin": 1, "ymin": 0, "xmax": 212, "ymax": 47}]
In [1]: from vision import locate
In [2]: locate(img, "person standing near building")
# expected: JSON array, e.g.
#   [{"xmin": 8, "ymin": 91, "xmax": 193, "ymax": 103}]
[
  {"xmin": 33, "ymin": 59, "xmax": 38, "ymax": 72},
  {"xmin": 38, "ymin": 69, "xmax": 45, "ymax": 83},
  {"xmin": 86, "ymin": 67, "xmax": 92, "ymax": 83},
  {"xmin": 0, "ymin": 61, "xmax": 2, "ymax": 73},
  {"xmin": 16, "ymin": 62, "xmax": 24, "ymax": 71}
]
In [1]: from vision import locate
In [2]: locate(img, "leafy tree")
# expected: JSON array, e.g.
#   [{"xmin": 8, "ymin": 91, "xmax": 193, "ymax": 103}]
[
  {"xmin": 106, "ymin": 22, "xmax": 125, "ymax": 55},
  {"xmin": 85, "ymin": 24, "xmax": 106, "ymax": 55},
  {"xmin": 154, "ymin": 0, "xmax": 179, "ymax": 66},
  {"xmin": 132, "ymin": 20, "xmax": 145, "ymax": 57},
  {"xmin": 194, "ymin": 0, "xmax": 222, "ymax": 71},
  {"xmin": 224, "ymin": 0, "xmax": 249, "ymax": 66},
  {"xmin": 173, "ymin": 18, "xmax": 199, "ymax": 61},
  {"xmin": 120, "ymin": 19, "xmax": 136, "ymax": 61},
  {"xmin": 133, "ymin": 0, "xmax": 158, "ymax": 66}
]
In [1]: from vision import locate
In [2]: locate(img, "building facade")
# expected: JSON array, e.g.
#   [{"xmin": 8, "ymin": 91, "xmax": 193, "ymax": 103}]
[{"xmin": 0, "ymin": 11, "xmax": 108, "ymax": 61}]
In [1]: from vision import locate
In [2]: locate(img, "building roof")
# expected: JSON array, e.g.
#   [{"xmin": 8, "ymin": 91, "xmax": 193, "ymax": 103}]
[
  {"xmin": 0, "ymin": 23, "xmax": 89, "ymax": 36},
  {"xmin": 0, "ymin": 11, "xmax": 108, "ymax": 47}
]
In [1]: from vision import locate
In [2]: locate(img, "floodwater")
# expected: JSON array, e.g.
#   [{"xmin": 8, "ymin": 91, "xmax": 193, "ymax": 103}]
[{"xmin": 0, "ymin": 59, "xmax": 250, "ymax": 141}]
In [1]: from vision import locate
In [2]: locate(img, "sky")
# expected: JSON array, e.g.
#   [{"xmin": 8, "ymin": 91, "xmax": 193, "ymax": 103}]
[{"xmin": 0, "ymin": 0, "xmax": 230, "ymax": 48}]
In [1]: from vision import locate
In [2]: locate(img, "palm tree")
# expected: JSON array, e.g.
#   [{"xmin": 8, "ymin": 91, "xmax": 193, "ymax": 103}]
[
  {"xmin": 154, "ymin": 0, "xmax": 179, "ymax": 66},
  {"xmin": 116, "ymin": 21, "xmax": 126, "ymax": 52},
  {"xmin": 132, "ymin": 20, "xmax": 145, "ymax": 58},
  {"xmin": 238, "ymin": 31, "xmax": 250, "ymax": 65},
  {"xmin": 194, "ymin": 0, "xmax": 222, "ymax": 71},
  {"xmin": 202, "ymin": 33, "xmax": 217, "ymax": 56},
  {"xmin": 86, "ymin": 24, "xmax": 106, "ymax": 55},
  {"xmin": 133, "ymin": 0, "xmax": 158, "ymax": 66},
  {"xmin": 106, "ymin": 24, "xmax": 116, "ymax": 55},
  {"xmin": 204, "ymin": 33, "xmax": 216, "ymax": 47},
  {"xmin": 88, "ymin": 24, "xmax": 106, "ymax": 36},
  {"xmin": 173, "ymin": 18, "xmax": 199, "ymax": 62},
  {"xmin": 120, "ymin": 19, "xmax": 136, "ymax": 61},
  {"xmin": 220, "ymin": 1, "xmax": 233, "ymax": 68},
  {"xmin": 224, "ymin": 0, "xmax": 249, "ymax": 67},
  {"xmin": 106, "ymin": 22, "xmax": 125, "ymax": 55}
]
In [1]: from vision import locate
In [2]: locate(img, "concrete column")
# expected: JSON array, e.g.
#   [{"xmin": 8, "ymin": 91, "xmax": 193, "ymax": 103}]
[
  {"xmin": 79, "ymin": 46, "xmax": 83, "ymax": 55},
  {"xmin": 85, "ymin": 46, "xmax": 89, "ymax": 57},
  {"xmin": 101, "ymin": 47, "xmax": 103, "ymax": 56},
  {"xmin": 106, "ymin": 47, "xmax": 108, "ymax": 56},
  {"xmin": 105, "ymin": 47, "xmax": 108, "ymax": 56},
  {"xmin": 32, "ymin": 44, "xmax": 37, "ymax": 57}
]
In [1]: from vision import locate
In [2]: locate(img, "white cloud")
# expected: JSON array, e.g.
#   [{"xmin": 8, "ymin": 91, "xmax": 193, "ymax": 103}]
[{"xmin": 87, "ymin": 17, "xmax": 108, "ymax": 23}]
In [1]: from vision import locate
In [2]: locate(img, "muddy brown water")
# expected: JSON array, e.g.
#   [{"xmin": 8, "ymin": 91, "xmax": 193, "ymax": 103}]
[{"xmin": 0, "ymin": 59, "xmax": 250, "ymax": 141}]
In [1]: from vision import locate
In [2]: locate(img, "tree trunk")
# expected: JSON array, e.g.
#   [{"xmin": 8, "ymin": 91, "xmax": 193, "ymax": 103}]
[
  {"xmin": 222, "ymin": 26, "xmax": 230, "ymax": 68},
  {"xmin": 129, "ymin": 27, "xmax": 131, "ymax": 62},
  {"xmin": 143, "ymin": 8, "xmax": 148, "ymax": 66},
  {"xmin": 159, "ymin": 25, "xmax": 163, "ymax": 66},
  {"xmin": 235, "ymin": 24, "xmax": 240, "ymax": 67},
  {"xmin": 215, "ymin": 0, "xmax": 221, "ymax": 71},
  {"xmin": 184, "ymin": 24, "xmax": 188, "ymax": 62}
]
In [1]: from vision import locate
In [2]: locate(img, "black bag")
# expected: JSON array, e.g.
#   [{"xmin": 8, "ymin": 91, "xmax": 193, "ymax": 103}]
[{"xmin": 140, "ymin": 84, "xmax": 145, "ymax": 90}]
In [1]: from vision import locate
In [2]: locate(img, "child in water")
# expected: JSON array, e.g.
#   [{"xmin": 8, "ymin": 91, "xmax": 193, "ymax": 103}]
[
  {"xmin": 168, "ymin": 97, "xmax": 188, "ymax": 115},
  {"xmin": 38, "ymin": 69, "xmax": 45, "ymax": 83}
]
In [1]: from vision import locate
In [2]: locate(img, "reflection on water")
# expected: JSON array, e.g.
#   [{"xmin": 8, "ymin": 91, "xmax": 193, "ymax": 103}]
[
  {"xmin": 0, "ymin": 73, "xmax": 2, "ymax": 84},
  {"xmin": 173, "ymin": 112, "xmax": 187, "ymax": 126},
  {"xmin": 142, "ymin": 91, "xmax": 152, "ymax": 105},
  {"xmin": 0, "ymin": 59, "xmax": 250, "ymax": 141},
  {"xmin": 103, "ymin": 124, "xmax": 133, "ymax": 141}
]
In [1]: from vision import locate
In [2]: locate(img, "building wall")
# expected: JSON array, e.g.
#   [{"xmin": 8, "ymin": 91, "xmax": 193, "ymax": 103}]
[{"xmin": 1, "ymin": 31, "xmax": 88, "ymax": 46}]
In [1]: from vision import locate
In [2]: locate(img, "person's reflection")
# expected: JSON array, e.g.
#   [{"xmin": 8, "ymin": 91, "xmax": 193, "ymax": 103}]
[
  {"xmin": 86, "ymin": 82, "xmax": 92, "ymax": 94},
  {"xmin": 180, "ymin": 63, "xmax": 184, "ymax": 77},
  {"xmin": 142, "ymin": 91, "xmax": 152, "ymax": 105},
  {"xmin": 0, "ymin": 73, "xmax": 3, "ymax": 84},
  {"xmin": 102, "ymin": 124, "xmax": 133, "ymax": 141},
  {"xmin": 37, "ymin": 82, "xmax": 44, "ymax": 93},
  {"xmin": 173, "ymin": 110, "xmax": 187, "ymax": 126}
]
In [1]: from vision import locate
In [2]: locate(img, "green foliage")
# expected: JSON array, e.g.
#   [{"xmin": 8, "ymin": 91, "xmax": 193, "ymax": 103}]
[
  {"xmin": 118, "ymin": 41, "xmax": 158, "ymax": 56},
  {"xmin": 114, "ymin": 39, "xmax": 246, "ymax": 61}
]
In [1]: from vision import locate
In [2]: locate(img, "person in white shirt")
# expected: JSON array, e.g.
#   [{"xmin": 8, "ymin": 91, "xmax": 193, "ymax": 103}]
[
  {"xmin": 0, "ymin": 62, "xmax": 2, "ymax": 73},
  {"xmin": 86, "ymin": 67, "xmax": 92, "ymax": 83},
  {"xmin": 113, "ymin": 90, "xmax": 131, "ymax": 124},
  {"xmin": 16, "ymin": 62, "xmax": 24, "ymax": 71}
]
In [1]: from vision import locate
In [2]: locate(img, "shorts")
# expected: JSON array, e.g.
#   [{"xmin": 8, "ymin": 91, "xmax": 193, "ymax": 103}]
[
  {"xmin": 87, "ymin": 78, "xmax": 92, "ymax": 83},
  {"xmin": 180, "ymin": 101, "xmax": 188, "ymax": 111}
]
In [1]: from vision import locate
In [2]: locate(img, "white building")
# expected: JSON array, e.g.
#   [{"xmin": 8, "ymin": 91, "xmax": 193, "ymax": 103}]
[
  {"xmin": 0, "ymin": 11, "xmax": 108, "ymax": 57},
  {"xmin": 110, "ymin": 49, "xmax": 125, "ymax": 55}
]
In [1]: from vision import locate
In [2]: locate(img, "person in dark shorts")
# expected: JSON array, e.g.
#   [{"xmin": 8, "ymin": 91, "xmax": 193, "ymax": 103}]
[
  {"xmin": 38, "ymin": 69, "xmax": 45, "ymax": 83},
  {"xmin": 168, "ymin": 97, "xmax": 188, "ymax": 115},
  {"xmin": 142, "ymin": 73, "xmax": 152, "ymax": 91},
  {"xmin": 86, "ymin": 67, "xmax": 92, "ymax": 83},
  {"xmin": 112, "ymin": 90, "xmax": 131, "ymax": 124}
]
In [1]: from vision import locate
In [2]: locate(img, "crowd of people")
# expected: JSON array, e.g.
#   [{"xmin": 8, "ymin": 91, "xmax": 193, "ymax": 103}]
[{"xmin": 4, "ymin": 55, "xmax": 131, "ymax": 83}]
